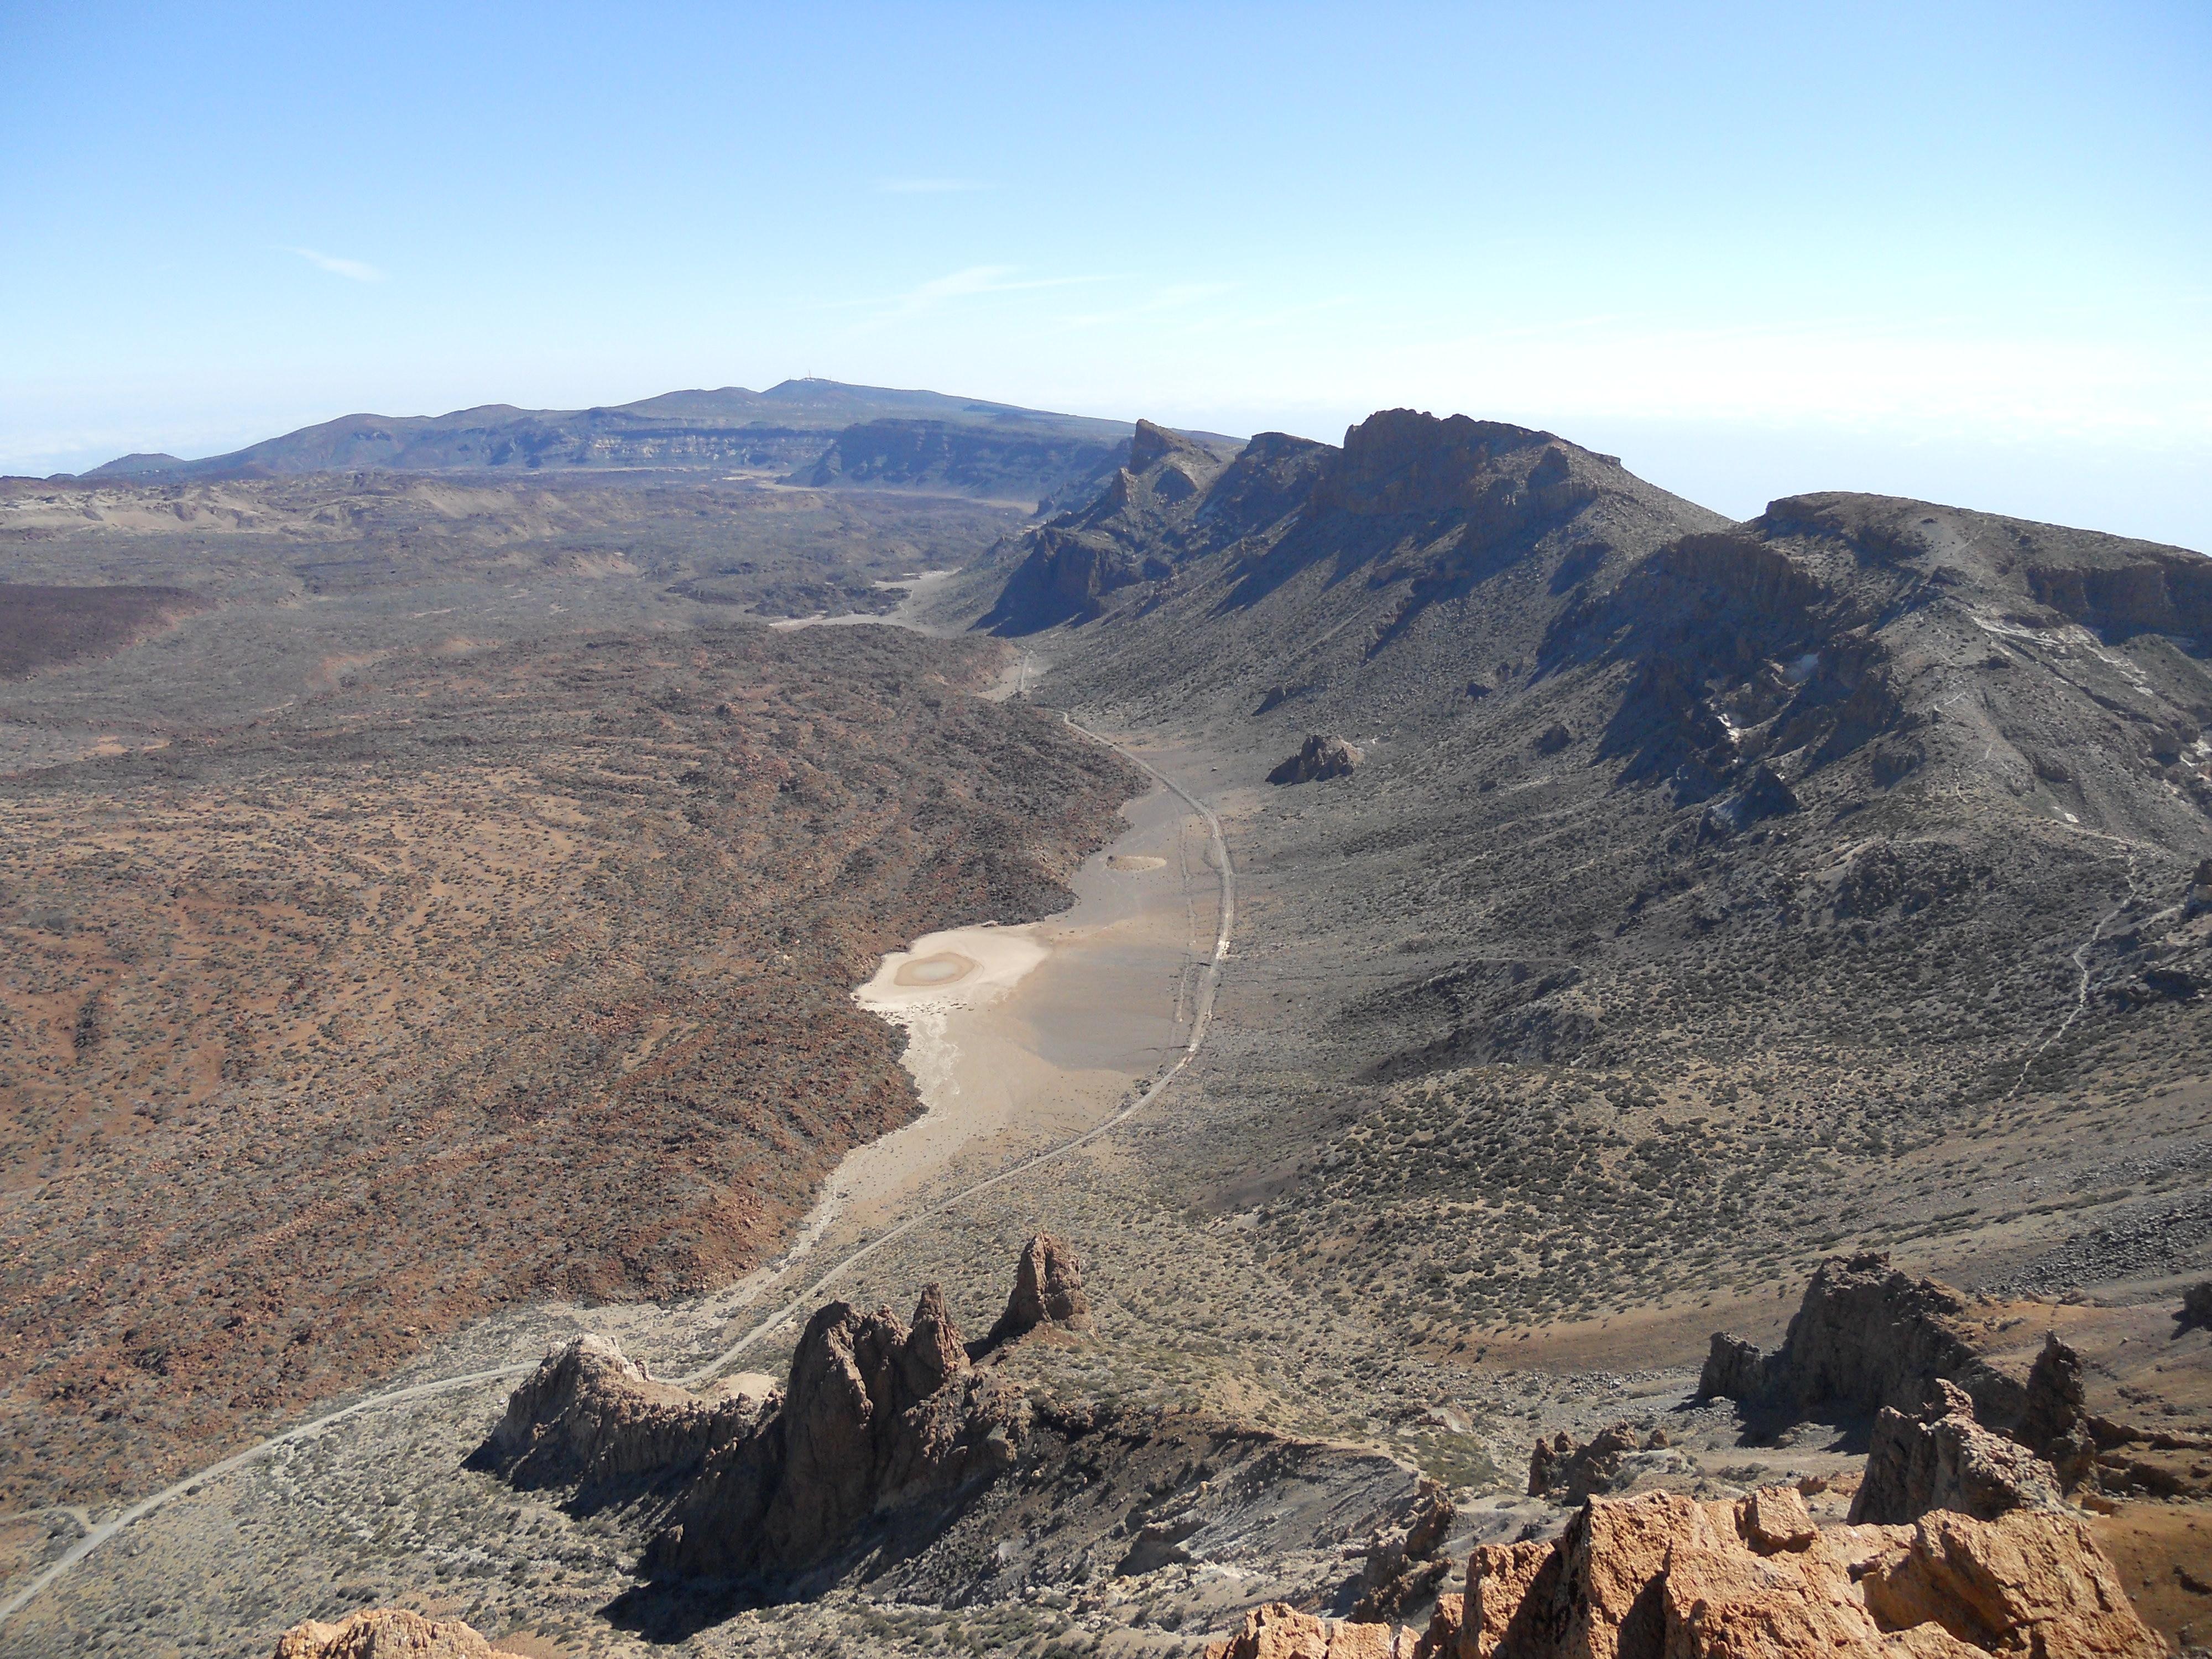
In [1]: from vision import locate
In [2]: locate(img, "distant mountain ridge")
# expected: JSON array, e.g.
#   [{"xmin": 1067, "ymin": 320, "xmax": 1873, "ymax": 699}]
[{"xmin": 76, "ymin": 379, "xmax": 1223, "ymax": 510}]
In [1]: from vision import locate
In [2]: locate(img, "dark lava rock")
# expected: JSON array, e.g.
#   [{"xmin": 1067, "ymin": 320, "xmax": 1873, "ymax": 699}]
[
  {"xmin": 1698, "ymin": 1252, "xmax": 2023, "ymax": 1426},
  {"xmin": 983, "ymin": 1232, "xmax": 1091, "ymax": 1347},
  {"xmin": 1268, "ymin": 733, "xmax": 1363, "ymax": 785}
]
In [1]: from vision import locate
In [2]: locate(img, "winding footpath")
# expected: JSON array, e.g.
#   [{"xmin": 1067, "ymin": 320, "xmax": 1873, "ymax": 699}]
[
  {"xmin": 0, "ymin": 714, "xmax": 1233, "ymax": 1631},
  {"xmin": 2006, "ymin": 838, "xmax": 2144, "ymax": 1101}
]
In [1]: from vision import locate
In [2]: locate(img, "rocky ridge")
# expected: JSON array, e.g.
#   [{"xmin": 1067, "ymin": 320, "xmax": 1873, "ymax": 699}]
[
  {"xmin": 271, "ymin": 1606, "xmax": 500, "ymax": 1657},
  {"xmin": 484, "ymin": 1237, "xmax": 1085, "ymax": 1584},
  {"xmin": 77, "ymin": 379, "xmax": 1142, "ymax": 496},
  {"xmin": 786, "ymin": 418, "xmax": 1129, "ymax": 512},
  {"xmin": 969, "ymin": 408, "xmax": 2210, "ymax": 1348},
  {"xmin": 1209, "ymin": 1488, "xmax": 2164, "ymax": 1659}
]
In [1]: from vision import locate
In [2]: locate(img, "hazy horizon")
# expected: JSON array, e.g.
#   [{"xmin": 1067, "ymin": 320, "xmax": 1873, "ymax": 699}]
[{"xmin": 5, "ymin": 2, "xmax": 2207, "ymax": 549}]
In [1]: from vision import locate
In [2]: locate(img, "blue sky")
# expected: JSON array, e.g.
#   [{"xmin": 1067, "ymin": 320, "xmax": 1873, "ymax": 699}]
[{"xmin": 3, "ymin": 2, "xmax": 2207, "ymax": 547}]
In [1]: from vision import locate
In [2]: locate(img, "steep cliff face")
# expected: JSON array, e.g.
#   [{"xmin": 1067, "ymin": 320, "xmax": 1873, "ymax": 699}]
[
  {"xmin": 1543, "ymin": 492, "xmax": 2212, "ymax": 835},
  {"xmin": 979, "ymin": 420, "xmax": 1250, "ymax": 629},
  {"xmin": 786, "ymin": 418, "xmax": 1129, "ymax": 508}
]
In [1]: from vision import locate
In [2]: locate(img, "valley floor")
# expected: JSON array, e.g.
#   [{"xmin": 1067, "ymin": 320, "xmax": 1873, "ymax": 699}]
[{"xmin": 4, "ymin": 636, "xmax": 2207, "ymax": 1659}]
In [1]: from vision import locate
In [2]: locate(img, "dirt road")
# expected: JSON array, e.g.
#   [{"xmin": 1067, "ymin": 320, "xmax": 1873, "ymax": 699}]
[{"xmin": 0, "ymin": 713, "xmax": 1233, "ymax": 1631}]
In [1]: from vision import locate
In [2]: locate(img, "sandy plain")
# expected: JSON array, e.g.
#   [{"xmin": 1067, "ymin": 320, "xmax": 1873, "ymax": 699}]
[{"xmin": 807, "ymin": 772, "xmax": 1207, "ymax": 1244}]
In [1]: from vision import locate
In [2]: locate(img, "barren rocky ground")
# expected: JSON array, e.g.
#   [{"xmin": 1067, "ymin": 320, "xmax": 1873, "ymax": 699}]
[
  {"xmin": 3, "ymin": 410, "xmax": 2208, "ymax": 1657},
  {"xmin": 0, "ymin": 618, "xmax": 1139, "ymax": 1511}
]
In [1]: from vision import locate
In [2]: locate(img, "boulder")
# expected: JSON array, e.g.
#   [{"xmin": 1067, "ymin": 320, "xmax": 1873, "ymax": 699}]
[
  {"xmin": 1697, "ymin": 1335, "xmax": 1767, "ymax": 1406},
  {"xmin": 1697, "ymin": 1254, "xmax": 2023, "ymax": 1427},
  {"xmin": 1739, "ymin": 1485, "xmax": 1818, "ymax": 1553},
  {"xmin": 2181, "ymin": 1280, "xmax": 2212, "ymax": 1329},
  {"xmin": 1269, "ymin": 734, "xmax": 1364, "ymax": 786},
  {"xmin": 484, "ymin": 1334, "xmax": 775, "ymax": 1496},
  {"xmin": 2187, "ymin": 858, "xmax": 2212, "ymax": 912},
  {"xmin": 984, "ymin": 1232, "xmax": 1091, "ymax": 1346},
  {"xmin": 1850, "ymin": 1381, "xmax": 2065, "ymax": 1525},
  {"xmin": 272, "ymin": 1608, "xmax": 496, "ymax": 1657}
]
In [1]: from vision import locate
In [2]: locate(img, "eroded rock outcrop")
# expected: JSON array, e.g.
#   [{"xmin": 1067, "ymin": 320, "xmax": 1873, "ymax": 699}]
[
  {"xmin": 1456, "ymin": 1489, "xmax": 2159, "ymax": 1659},
  {"xmin": 272, "ymin": 1608, "xmax": 496, "ymax": 1658},
  {"xmin": 2018, "ymin": 1335, "xmax": 2098, "ymax": 1487},
  {"xmin": 644, "ymin": 1284, "xmax": 1026, "ymax": 1579},
  {"xmin": 1698, "ymin": 1254, "xmax": 2023, "ymax": 1426},
  {"xmin": 1350, "ymin": 1479, "xmax": 1458, "ymax": 1623},
  {"xmin": 1859, "ymin": 1510, "xmax": 2165, "ymax": 1659},
  {"xmin": 1245, "ymin": 1489, "xmax": 2162, "ymax": 1659},
  {"xmin": 978, "ymin": 420, "xmax": 1242, "ymax": 630},
  {"xmin": 1269, "ymin": 734, "xmax": 1364, "ymax": 786},
  {"xmin": 1851, "ymin": 1380, "xmax": 2065, "ymax": 1525},
  {"xmin": 983, "ymin": 1232, "xmax": 1091, "ymax": 1346},
  {"xmin": 488, "ymin": 1241, "xmax": 1089, "ymax": 1584},
  {"xmin": 484, "ymin": 1334, "xmax": 776, "ymax": 1497},
  {"xmin": 1527, "ymin": 1422, "xmax": 1673, "ymax": 1503}
]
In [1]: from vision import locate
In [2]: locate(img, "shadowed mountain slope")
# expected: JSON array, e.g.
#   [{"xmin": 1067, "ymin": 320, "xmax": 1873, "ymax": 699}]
[{"xmin": 980, "ymin": 406, "xmax": 2212, "ymax": 1341}]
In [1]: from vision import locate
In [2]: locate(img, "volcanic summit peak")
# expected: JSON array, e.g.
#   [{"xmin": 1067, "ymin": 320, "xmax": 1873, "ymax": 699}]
[
  {"xmin": 1313, "ymin": 406, "xmax": 1619, "ymax": 518},
  {"xmin": 1127, "ymin": 416, "xmax": 1220, "ymax": 474}
]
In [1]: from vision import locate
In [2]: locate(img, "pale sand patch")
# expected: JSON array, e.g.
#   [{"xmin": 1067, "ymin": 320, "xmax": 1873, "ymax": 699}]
[
  {"xmin": 1106, "ymin": 854, "xmax": 1166, "ymax": 872},
  {"xmin": 859, "ymin": 925, "xmax": 1047, "ymax": 1012},
  {"xmin": 660, "ymin": 774, "xmax": 1202, "ymax": 1352},
  {"xmin": 832, "ymin": 926, "xmax": 1058, "ymax": 1217}
]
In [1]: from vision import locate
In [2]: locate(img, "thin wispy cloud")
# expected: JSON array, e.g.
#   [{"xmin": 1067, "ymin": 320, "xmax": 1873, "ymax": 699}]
[
  {"xmin": 1057, "ymin": 282, "xmax": 1240, "ymax": 332},
  {"xmin": 874, "ymin": 177, "xmax": 989, "ymax": 194},
  {"xmin": 286, "ymin": 247, "xmax": 386, "ymax": 283},
  {"xmin": 841, "ymin": 265, "xmax": 1112, "ymax": 328}
]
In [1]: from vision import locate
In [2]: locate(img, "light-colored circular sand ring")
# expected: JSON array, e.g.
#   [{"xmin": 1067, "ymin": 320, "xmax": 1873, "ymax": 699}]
[
  {"xmin": 1106, "ymin": 854, "xmax": 1166, "ymax": 871},
  {"xmin": 894, "ymin": 951, "xmax": 976, "ymax": 987}
]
